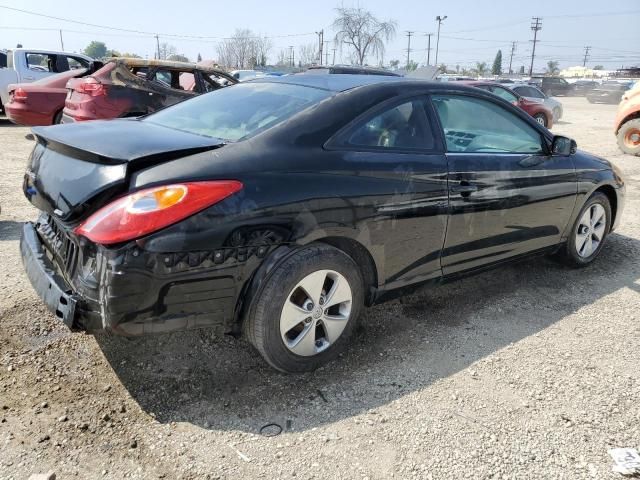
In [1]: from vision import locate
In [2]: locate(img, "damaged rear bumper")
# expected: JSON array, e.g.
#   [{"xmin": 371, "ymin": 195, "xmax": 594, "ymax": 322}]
[
  {"xmin": 20, "ymin": 216, "xmax": 271, "ymax": 336},
  {"xmin": 20, "ymin": 222, "xmax": 79, "ymax": 328}
]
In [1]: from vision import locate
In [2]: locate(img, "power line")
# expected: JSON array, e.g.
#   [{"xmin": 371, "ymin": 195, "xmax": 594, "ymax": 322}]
[
  {"xmin": 0, "ymin": 5, "xmax": 316, "ymax": 40},
  {"xmin": 529, "ymin": 17, "xmax": 542, "ymax": 76}
]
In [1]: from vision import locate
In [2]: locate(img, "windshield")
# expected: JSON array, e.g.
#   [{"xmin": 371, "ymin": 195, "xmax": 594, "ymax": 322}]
[{"xmin": 144, "ymin": 82, "xmax": 331, "ymax": 141}]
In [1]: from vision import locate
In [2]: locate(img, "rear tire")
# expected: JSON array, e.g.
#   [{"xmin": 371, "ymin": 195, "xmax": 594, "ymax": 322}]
[
  {"xmin": 558, "ymin": 192, "xmax": 611, "ymax": 267},
  {"xmin": 245, "ymin": 244, "xmax": 364, "ymax": 373},
  {"xmin": 534, "ymin": 113, "xmax": 548, "ymax": 127},
  {"xmin": 52, "ymin": 110, "xmax": 63, "ymax": 125},
  {"xmin": 616, "ymin": 118, "xmax": 640, "ymax": 156}
]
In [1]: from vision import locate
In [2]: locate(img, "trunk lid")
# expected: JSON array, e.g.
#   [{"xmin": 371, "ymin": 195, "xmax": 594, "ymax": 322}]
[{"xmin": 25, "ymin": 119, "xmax": 225, "ymax": 222}]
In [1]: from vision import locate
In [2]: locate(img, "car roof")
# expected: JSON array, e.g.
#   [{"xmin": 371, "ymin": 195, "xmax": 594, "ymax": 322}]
[
  {"xmin": 304, "ymin": 65, "xmax": 402, "ymax": 76},
  {"xmin": 250, "ymin": 73, "xmax": 418, "ymax": 92}
]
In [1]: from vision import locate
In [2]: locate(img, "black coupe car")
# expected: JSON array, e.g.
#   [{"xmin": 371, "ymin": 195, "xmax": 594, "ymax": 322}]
[{"xmin": 21, "ymin": 75, "xmax": 625, "ymax": 373}]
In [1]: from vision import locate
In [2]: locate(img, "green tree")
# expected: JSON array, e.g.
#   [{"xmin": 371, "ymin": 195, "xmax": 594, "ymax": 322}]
[
  {"xmin": 83, "ymin": 41, "xmax": 108, "ymax": 59},
  {"xmin": 492, "ymin": 50, "xmax": 502, "ymax": 75},
  {"xmin": 167, "ymin": 54, "xmax": 190, "ymax": 62},
  {"xmin": 519, "ymin": 65, "xmax": 525, "ymax": 74},
  {"xmin": 546, "ymin": 60, "xmax": 560, "ymax": 75},
  {"xmin": 197, "ymin": 53, "xmax": 202, "ymax": 62},
  {"xmin": 475, "ymin": 61, "xmax": 488, "ymax": 77},
  {"xmin": 389, "ymin": 59, "xmax": 400, "ymax": 69},
  {"xmin": 593, "ymin": 65, "xmax": 604, "ymax": 70},
  {"xmin": 438, "ymin": 63, "xmax": 447, "ymax": 73},
  {"xmin": 406, "ymin": 60, "xmax": 418, "ymax": 71}
]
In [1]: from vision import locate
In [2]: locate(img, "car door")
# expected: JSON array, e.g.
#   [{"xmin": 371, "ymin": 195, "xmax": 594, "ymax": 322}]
[
  {"xmin": 328, "ymin": 96, "xmax": 449, "ymax": 288},
  {"xmin": 431, "ymin": 93, "xmax": 577, "ymax": 275},
  {"xmin": 147, "ymin": 68, "xmax": 197, "ymax": 112},
  {"xmin": 22, "ymin": 52, "xmax": 56, "ymax": 82}
]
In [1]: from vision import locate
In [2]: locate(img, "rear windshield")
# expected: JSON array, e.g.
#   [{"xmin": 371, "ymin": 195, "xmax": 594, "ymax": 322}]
[
  {"xmin": 144, "ymin": 82, "xmax": 331, "ymax": 141},
  {"xmin": 32, "ymin": 68, "xmax": 88, "ymax": 85}
]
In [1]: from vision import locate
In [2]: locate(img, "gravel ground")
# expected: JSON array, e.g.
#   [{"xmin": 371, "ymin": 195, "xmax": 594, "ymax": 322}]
[{"xmin": 1, "ymin": 97, "xmax": 639, "ymax": 480}]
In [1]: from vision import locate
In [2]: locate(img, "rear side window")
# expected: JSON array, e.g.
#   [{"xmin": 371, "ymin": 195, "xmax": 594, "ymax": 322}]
[
  {"xmin": 144, "ymin": 82, "xmax": 331, "ymax": 141},
  {"xmin": 26, "ymin": 53, "xmax": 55, "ymax": 72},
  {"xmin": 346, "ymin": 99, "xmax": 435, "ymax": 150},
  {"xmin": 432, "ymin": 94, "xmax": 543, "ymax": 154},
  {"xmin": 490, "ymin": 86, "xmax": 518, "ymax": 103}
]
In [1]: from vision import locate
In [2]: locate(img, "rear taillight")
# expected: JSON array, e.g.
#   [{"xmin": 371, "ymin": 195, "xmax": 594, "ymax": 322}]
[
  {"xmin": 76, "ymin": 77, "xmax": 107, "ymax": 97},
  {"xmin": 13, "ymin": 88, "xmax": 28, "ymax": 102},
  {"xmin": 75, "ymin": 181, "xmax": 243, "ymax": 245}
]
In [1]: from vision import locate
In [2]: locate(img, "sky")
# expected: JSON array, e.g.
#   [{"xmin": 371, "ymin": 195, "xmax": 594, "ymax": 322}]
[{"xmin": 1, "ymin": 0, "xmax": 639, "ymax": 71}]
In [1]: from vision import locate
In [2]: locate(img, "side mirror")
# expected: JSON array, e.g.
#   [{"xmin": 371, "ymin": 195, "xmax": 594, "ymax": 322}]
[{"xmin": 551, "ymin": 135, "xmax": 577, "ymax": 156}]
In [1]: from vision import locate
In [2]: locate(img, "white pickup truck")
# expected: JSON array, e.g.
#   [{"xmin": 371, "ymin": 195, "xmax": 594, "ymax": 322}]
[{"xmin": 0, "ymin": 48, "xmax": 93, "ymax": 113}]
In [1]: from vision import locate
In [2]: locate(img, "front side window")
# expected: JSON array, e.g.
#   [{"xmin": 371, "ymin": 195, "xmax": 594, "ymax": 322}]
[
  {"xmin": 346, "ymin": 99, "xmax": 435, "ymax": 150},
  {"xmin": 432, "ymin": 94, "xmax": 543, "ymax": 154},
  {"xmin": 145, "ymin": 82, "xmax": 331, "ymax": 142},
  {"xmin": 26, "ymin": 53, "xmax": 55, "ymax": 72}
]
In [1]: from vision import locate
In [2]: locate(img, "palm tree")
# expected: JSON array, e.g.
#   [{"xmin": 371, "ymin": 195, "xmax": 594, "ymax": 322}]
[
  {"xmin": 546, "ymin": 60, "xmax": 560, "ymax": 76},
  {"xmin": 475, "ymin": 61, "xmax": 488, "ymax": 77}
]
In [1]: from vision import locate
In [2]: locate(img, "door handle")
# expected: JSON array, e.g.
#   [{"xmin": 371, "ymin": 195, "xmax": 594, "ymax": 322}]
[
  {"xmin": 450, "ymin": 181, "xmax": 479, "ymax": 196},
  {"xmin": 24, "ymin": 76, "xmax": 35, "ymax": 80}
]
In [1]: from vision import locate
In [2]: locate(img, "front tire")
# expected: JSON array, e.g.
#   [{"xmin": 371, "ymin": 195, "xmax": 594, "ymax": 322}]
[
  {"xmin": 616, "ymin": 118, "xmax": 640, "ymax": 156},
  {"xmin": 559, "ymin": 192, "xmax": 611, "ymax": 267},
  {"xmin": 534, "ymin": 113, "xmax": 548, "ymax": 127},
  {"xmin": 245, "ymin": 244, "xmax": 364, "ymax": 373}
]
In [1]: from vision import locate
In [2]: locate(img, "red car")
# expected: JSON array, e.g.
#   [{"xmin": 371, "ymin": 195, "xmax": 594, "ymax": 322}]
[
  {"xmin": 5, "ymin": 63, "xmax": 102, "ymax": 126},
  {"xmin": 62, "ymin": 58, "xmax": 237, "ymax": 123},
  {"xmin": 460, "ymin": 81, "xmax": 554, "ymax": 128}
]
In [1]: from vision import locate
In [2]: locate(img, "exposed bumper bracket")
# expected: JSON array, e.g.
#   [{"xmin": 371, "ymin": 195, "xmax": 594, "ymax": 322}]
[{"xmin": 20, "ymin": 222, "xmax": 79, "ymax": 329}]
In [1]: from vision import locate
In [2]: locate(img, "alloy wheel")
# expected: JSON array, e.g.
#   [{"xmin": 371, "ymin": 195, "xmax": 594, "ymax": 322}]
[
  {"xmin": 624, "ymin": 128, "xmax": 640, "ymax": 149},
  {"xmin": 575, "ymin": 203, "xmax": 607, "ymax": 258},
  {"xmin": 279, "ymin": 269, "xmax": 352, "ymax": 356}
]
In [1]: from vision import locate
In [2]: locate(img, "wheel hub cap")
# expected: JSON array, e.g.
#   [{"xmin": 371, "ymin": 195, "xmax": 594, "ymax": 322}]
[
  {"xmin": 575, "ymin": 203, "xmax": 606, "ymax": 258},
  {"xmin": 279, "ymin": 270, "xmax": 353, "ymax": 357}
]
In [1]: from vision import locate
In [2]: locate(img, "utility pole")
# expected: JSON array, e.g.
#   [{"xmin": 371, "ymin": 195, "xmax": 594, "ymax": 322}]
[
  {"xmin": 425, "ymin": 33, "xmax": 433, "ymax": 65},
  {"xmin": 316, "ymin": 30, "xmax": 324, "ymax": 65},
  {"xmin": 59, "ymin": 30, "xmax": 64, "ymax": 51},
  {"xmin": 435, "ymin": 15, "xmax": 447, "ymax": 66},
  {"xmin": 155, "ymin": 34, "xmax": 161, "ymax": 60},
  {"xmin": 324, "ymin": 41, "xmax": 330, "ymax": 65},
  {"xmin": 508, "ymin": 41, "xmax": 517, "ymax": 74},
  {"xmin": 583, "ymin": 46, "xmax": 591, "ymax": 67},
  {"xmin": 529, "ymin": 17, "xmax": 542, "ymax": 76},
  {"xmin": 332, "ymin": 48, "xmax": 336, "ymax": 65},
  {"xmin": 289, "ymin": 46, "xmax": 294, "ymax": 67},
  {"xmin": 405, "ymin": 31, "xmax": 413, "ymax": 69}
]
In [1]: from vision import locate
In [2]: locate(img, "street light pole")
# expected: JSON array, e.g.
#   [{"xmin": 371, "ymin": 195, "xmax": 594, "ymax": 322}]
[{"xmin": 435, "ymin": 15, "xmax": 447, "ymax": 67}]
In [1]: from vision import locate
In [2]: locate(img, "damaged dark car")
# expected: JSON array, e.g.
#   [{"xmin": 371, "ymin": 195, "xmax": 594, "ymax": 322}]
[
  {"xmin": 62, "ymin": 58, "xmax": 237, "ymax": 123},
  {"xmin": 22, "ymin": 75, "xmax": 625, "ymax": 372}
]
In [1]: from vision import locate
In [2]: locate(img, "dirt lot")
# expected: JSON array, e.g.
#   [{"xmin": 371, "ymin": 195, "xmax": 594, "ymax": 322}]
[{"xmin": 1, "ymin": 98, "xmax": 639, "ymax": 480}]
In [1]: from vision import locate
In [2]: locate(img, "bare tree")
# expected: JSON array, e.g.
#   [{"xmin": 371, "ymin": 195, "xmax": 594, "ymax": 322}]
[
  {"xmin": 216, "ymin": 29, "xmax": 274, "ymax": 69},
  {"xmin": 254, "ymin": 36, "xmax": 273, "ymax": 67},
  {"xmin": 158, "ymin": 42, "xmax": 177, "ymax": 60},
  {"xmin": 298, "ymin": 43, "xmax": 318, "ymax": 66},
  {"xmin": 276, "ymin": 49, "xmax": 289, "ymax": 67},
  {"xmin": 332, "ymin": 7, "xmax": 396, "ymax": 66}
]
